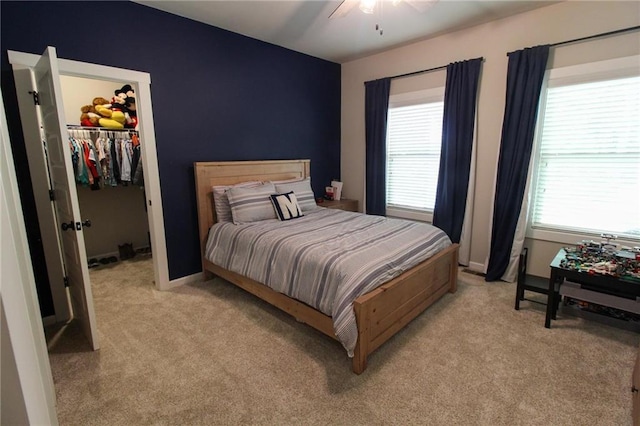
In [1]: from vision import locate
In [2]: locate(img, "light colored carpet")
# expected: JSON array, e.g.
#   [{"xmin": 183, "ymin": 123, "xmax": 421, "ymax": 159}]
[{"xmin": 45, "ymin": 256, "xmax": 639, "ymax": 425}]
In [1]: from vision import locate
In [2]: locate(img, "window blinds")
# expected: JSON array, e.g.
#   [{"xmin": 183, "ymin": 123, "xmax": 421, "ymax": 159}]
[
  {"xmin": 531, "ymin": 75, "xmax": 640, "ymax": 239},
  {"xmin": 387, "ymin": 101, "xmax": 444, "ymax": 211},
  {"xmin": 386, "ymin": 102, "xmax": 444, "ymax": 211}
]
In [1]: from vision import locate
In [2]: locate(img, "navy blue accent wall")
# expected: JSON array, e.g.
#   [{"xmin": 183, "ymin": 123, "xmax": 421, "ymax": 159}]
[{"xmin": 1, "ymin": 1, "xmax": 341, "ymax": 312}]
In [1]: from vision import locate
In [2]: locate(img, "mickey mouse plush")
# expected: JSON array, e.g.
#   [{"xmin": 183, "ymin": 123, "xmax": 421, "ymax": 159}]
[
  {"xmin": 111, "ymin": 87, "xmax": 127, "ymax": 111},
  {"xmin": 112, "ymin": 84, "xmax": 138, "ymax": 129}
]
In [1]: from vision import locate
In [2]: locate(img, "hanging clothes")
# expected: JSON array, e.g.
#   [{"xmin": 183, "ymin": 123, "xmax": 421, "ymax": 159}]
[
  {"xmin": 67, "ymin": 127, "xmax": 142, "ymax": 190},
  {"xmin": 119, "ymin": 137, "xmax": 132, "ymax": 183}
]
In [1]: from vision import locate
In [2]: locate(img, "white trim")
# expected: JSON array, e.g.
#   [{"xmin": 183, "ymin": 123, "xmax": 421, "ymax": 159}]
[
  {"xmin": 467, "ymin": 261, "xmax": 485, "ymax": 274},
  {"xmin": 8, "ymin": 50, "xmax": 151, "ymax": 84},
  {"xmin": 548, "ymin": 55, "xmax": 640, "ymax": 85},
  {"xmin": 166, "ymin": 272, "xmax": 205, "ymax": 290},
  {"xmin": 529, "ymin": 227, "xmax": 640, "ymax": 248},
  {"xmin": 386, "ymin": 207, "xmax": 432, "ymax": 223},
  {"xmin": 41, "ymin": 315, "xmax": 57, "ymax": 326},
  {"xmin": 8, "ymin": 49, "xmax": 169, "ymax": 291},
  {"xmin": 0, "ymin": 87, "xmax": 58, "ymax": 425},
  {"xmin": 135, "ymin": 80, "xmax": 170, "ymax": 291},
  {"xmin": 389, "ymin": 87, "xmax": 445, "ymax": 107}
]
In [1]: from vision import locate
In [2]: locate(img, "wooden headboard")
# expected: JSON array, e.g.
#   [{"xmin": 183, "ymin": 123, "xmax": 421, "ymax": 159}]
[{"xmin": 193, "ymin": 159, "xmax": 311, "ymax": 256}]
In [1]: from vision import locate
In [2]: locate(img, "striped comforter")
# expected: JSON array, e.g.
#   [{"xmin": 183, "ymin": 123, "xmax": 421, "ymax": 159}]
[{"xmin": 205, "ymin": 208, "xmax": 452, "ymax": 356}]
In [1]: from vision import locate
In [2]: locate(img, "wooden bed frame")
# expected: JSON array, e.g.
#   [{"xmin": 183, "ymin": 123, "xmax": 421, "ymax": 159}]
[{"xmin": 194, "ymin": 159, "xmax": 459, "ymax": 374}]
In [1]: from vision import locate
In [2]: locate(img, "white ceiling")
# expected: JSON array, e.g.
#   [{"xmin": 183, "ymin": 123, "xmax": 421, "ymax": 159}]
[{"xmin": 134, "ymin": 0, "xmax": 558, "ymax": 63}]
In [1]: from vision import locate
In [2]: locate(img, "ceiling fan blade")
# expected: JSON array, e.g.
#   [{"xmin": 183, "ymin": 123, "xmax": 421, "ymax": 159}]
[
  {"xmin": 404, "ymin": 0, "xmax": 439, "ymax": 14},
  {"xmin": 329, "ymin": 0, "xmax": 359, "ymax": 19}
]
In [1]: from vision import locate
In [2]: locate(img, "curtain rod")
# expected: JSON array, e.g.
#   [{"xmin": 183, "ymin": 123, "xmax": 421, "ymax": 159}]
[
  {"xmin": 365, "ymin": 57, "xmax": 484, "ymax": 84},
  {"xmin": 389, "ymin": 64, "xmax": 447, "ymax": 80},
  {"xmin": 507, "ymin": 25, "xmax": 640, "ymax": 56}
]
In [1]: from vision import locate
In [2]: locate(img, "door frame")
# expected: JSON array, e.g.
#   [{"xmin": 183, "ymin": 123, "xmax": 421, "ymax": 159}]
[{"xmin": 8, "ymin": 50, "xmax": 170, "ymax": 293}]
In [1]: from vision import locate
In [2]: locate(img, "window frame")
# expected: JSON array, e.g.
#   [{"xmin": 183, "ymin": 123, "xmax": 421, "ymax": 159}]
[
  {"xmin": 526, "ymin": 55, "xmax": 640, "ymax": 247},
  {"xmin": 385, "ymin": 87, "xmax": 445, "ymax": 222}
]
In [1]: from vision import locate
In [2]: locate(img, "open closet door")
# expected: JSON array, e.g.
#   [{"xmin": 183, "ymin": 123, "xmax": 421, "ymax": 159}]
[{"xmin": 34, "ymin": 46, "xmax": 99, "ymax": 350}]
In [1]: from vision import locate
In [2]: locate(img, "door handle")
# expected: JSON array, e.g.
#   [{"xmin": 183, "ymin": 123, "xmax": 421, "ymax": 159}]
[
  {"xmin": 61, "ymin": 221, "xmax": 75, "ymax": 231},
  {"xmin": 82, "ymin": 220, "xmax": 92, "ymax": 228},
  {"xmin": 632, "ymin": 386, "xmax": 638, "ymax": 393}
]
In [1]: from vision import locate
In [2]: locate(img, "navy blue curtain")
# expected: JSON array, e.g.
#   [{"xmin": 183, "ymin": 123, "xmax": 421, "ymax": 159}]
[
  {"xmin": 485, "ymin": 45, "xmax": 550, "ymax": 281},
  {"xmin": 365, "ymin": 78, "xmax": 391, "ymax": 216},
  {"xmin": 432, "ymin": 58, "xmax": 483, "ymax": 243}
]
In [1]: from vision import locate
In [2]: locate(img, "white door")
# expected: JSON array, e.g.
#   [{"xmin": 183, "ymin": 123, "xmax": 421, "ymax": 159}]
[{"xmin": 34, "ymin": 46, "xmax": 99, "ymax": 350}]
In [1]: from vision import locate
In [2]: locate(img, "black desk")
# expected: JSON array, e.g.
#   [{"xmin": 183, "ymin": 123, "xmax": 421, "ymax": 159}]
[{"xmin": 546, "ymin": 249, "xmax": 640, "ymax": 328}]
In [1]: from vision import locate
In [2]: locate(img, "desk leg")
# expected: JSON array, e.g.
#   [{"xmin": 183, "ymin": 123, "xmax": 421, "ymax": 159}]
[
  {"xmin": 551, "ymin": 284, "xmax": 560, "ymax": 320},
  {"xmin": 545, "ymin": 270, "xmax": 558, "ymax": 328}
]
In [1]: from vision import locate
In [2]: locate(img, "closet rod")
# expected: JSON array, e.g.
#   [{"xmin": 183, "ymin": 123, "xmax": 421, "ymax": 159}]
[
  {"xmin": 67, "ymin": 125, "xmax": 138, "ymax": 133},
  {"xmin": 365, "ymin": 57, "xmax": 485, "ymax": 83},
  {"xmin": 507, "ymin": 25, "xmax": 640, "ymax": 56}
]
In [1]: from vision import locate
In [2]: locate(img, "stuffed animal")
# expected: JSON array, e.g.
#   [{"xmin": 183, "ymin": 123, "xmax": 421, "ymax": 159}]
[
  {"xmin": 93, "ymin": 97, "xmax": 126, "ymax": 129},
  {"xmin": 111, "ymin": 88, "xmax": 128, "ymax": 112},
  {"xmin": 79, "ymin": 104, "xmax": 100, "ymax": 127},
  {"xmin": 92, "ymin": 97, "xmax": 110, "ymax": 108},
  {"xmin": 113, "ymin": 84, "xmax": 138, "ymax": 128}
]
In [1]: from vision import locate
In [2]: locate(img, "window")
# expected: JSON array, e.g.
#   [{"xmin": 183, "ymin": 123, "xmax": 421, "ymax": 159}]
[
  {"xmin": 386, "ymin": 88, "xmax": 444, "ymax": 221},
  {"xmin": 529, "ymin": 57, "xmax": 640, "ymax": 242}
]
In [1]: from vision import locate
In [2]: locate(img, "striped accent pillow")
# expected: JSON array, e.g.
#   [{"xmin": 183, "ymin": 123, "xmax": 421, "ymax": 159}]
[
  {"xmin": 212, "ymin": 181, "xmax": 262, "ymax": 223},
  {"xmin": 227, "ymin": 182, "xmax": 277, "ymax": 224},
  {"xmin": 274, "ymin": 177, "xmax": 318, "ymax": 212},
  {"xmin": 270, "ymin": 192, "xmax": 304, "ymax": 221}
]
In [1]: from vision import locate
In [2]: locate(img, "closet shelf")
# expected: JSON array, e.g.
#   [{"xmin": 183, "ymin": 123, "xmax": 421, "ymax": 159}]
[{"xmin": 67, "ymin": 125, "xmax": 138, "ymax": 132}]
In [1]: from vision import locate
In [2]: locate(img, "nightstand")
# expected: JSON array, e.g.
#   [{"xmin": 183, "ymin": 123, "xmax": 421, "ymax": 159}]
[{"xmin": 320, "ymin": 199, "xmax": 358, "ymax": 212}]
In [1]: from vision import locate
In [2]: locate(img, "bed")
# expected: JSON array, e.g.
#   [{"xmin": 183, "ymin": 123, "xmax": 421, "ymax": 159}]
[{"xmin": 194, "ymin": 159, "xmax": 459, "ymax": 374}]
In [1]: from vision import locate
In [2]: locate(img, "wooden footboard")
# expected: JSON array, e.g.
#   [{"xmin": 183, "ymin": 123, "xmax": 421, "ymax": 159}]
[
  {"xmin": 203, "ymin": 243, "xmax": 458, "ymax": 374},
  {"xmin": 352, "ymin": 243, "xmax": 458, "ymax": 373}
]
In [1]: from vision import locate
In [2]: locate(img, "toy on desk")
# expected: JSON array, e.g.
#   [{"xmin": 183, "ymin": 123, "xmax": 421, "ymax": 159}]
[
  {"xmin": 600, "ymin": 233, "xmax": 618, "ymax": 254},
  {"xmin": 559, "ymin": 236, "xmax": 640, "ymax": 281}
]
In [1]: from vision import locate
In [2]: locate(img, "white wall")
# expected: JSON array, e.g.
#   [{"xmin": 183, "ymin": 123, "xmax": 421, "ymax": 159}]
[
  {"xmin": 341, "ymin": 1, "xmax": 640, "ymax": 277},
  {"xmin": 60, "ymin": 75, "xmax": 122, "ymax": 126},
  {"xmin": 77, "ymin": 185, "xmax": 150, "ymax": 258}
]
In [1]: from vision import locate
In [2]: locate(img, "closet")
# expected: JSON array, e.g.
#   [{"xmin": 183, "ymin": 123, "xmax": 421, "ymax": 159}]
[
  {"xmin": 9, "ymin": 46, "xmax": 169, "ymax": 352},
  {"xmin": 61, "ymin": 76, "xmax": 151, "ymax": 266}
]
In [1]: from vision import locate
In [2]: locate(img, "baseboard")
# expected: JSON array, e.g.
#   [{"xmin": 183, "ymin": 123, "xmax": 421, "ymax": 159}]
[
  {"xmin": 466, "ymin": 261, "xmax": 485, "ymax": 274},
  {"xmin": 41, "ymin": 315, "xmax": 56, "ymax": 326},
  {"xmin": 87, "ymin": 245, "xmax": 151, "ymax": 262},
  {"xmin": 87, "ymin": 250, "xmax": 119, "ymax": 260},
  {"xmin": 164, "ymin": 271, "xmax": 204, "ymax": 290}
]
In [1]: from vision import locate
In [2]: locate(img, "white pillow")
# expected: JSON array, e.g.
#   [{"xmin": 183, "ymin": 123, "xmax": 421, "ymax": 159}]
[
  {"xmin": 227, "ymin": 183, "xmax": 277, "ymax": 224},
  {"xmin": 212, "ymin": 181, "xmax": 262, "ymax": 223},
  {"xmin": 273, "ymin": 177, "xmax": 318, "ymax": 212}
]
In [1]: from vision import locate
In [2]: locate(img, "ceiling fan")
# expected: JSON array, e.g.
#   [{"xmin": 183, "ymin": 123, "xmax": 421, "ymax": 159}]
[{"xmin": 329, "ymin": 0, "xmax": 438, "ymax": 20}]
